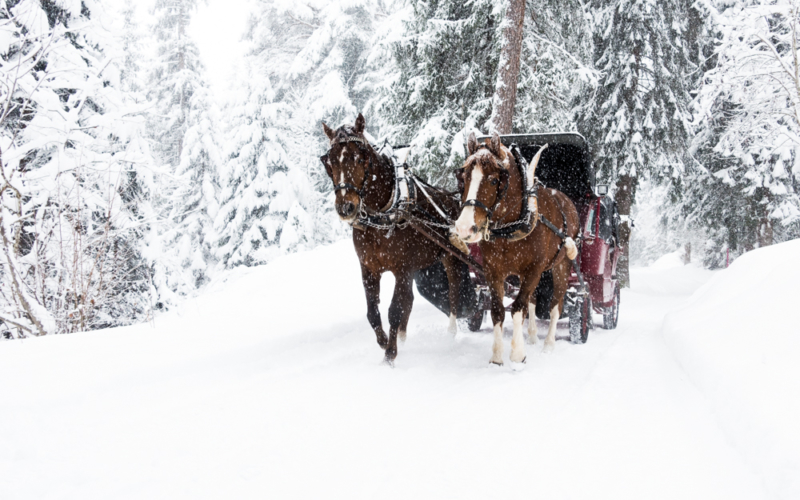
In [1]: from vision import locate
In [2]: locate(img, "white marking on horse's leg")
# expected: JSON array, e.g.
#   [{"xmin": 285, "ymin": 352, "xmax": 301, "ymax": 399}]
[
  {"xmin": 527, "ymin": 303, "xmax": 538, "ymax": 345},
  {"xmin": 543, "ymin": 304, "xmax": 560, "ymax": 353},
  {"xmin": 448, "ymin": 313, "xmax": 457, "ymax": 336},
  {"xmin": 455, "ymin": 165, "xmax": 483, "ymax": 240},
  {"xmin": 398, "ymin": 330, "xmax": 406, "ymax": 343},
  {"xmin": 338, "ymin": 171, "xmax": 346, "ymax": 196},
  {"xmin": 510, "ymin": 311, "xmax": 526, "ymax": 363},
  {"xmin": 490, "ymin": 322, "xmax": 504, "ymax": 365}
]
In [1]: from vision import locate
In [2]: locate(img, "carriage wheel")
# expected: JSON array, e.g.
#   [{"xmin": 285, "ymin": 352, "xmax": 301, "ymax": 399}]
[
  {"xmin": 465, "ymin": 309, "xmax": 486, "ymax": 332},
  {"xmin": 569, "ymin": 295, "xmax": 591, "ymax": 344},
  {"xmin": 603, "ymin": 284, "xmax": 620, "ymax": 329}
]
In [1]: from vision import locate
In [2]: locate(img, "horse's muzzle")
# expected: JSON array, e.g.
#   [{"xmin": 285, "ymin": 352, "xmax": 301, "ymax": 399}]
[
  {"xmin": 453, "ymin": 223, "xmax": 482, "ymax": 243},
  {"xmin": 338, "ymin": 201, "xmax": 356, "ymax": 218},
  {"xmin": 335, "ymin": 198, "xmax": 360, "ymax": 223}
]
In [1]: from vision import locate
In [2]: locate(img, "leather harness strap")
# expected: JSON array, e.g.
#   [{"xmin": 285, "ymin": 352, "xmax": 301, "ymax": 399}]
[{"xmin": 329, "ymin": 136, "xmax": 374, "ymax": 198}]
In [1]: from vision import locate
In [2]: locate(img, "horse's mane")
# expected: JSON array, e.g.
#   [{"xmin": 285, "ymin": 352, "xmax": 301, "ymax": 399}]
[
  {"xmin": 330, "ymin": 125, "xmax": 361, "ymax": 144},
  {"xmin": 466, "ymin": 146, "xmax": 512, "ymax": 174}
]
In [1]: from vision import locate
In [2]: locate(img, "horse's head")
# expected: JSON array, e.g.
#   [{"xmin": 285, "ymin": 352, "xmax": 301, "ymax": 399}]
[
  {"xmin": 320, "ymin": 113, "xmax": 373, "ymax": 223},
  {"xmin": 453, "ymin": 131, "xmax": 512, "ymax": 243}
]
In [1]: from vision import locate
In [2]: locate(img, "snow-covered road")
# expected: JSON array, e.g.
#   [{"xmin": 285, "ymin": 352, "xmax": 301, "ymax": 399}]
[{"xmin": 0, "ymin": 242, "xmax": 774, "ymax": 499}]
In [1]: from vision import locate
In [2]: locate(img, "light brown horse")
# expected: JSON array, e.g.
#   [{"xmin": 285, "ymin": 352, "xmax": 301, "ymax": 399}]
[
  {"xmin": 454, "ymin": 132, "xmax": 580, "ymax": 365},
  {"xmin": 321, "ymin": 114, "xmax": 464, "ymax": 365}
]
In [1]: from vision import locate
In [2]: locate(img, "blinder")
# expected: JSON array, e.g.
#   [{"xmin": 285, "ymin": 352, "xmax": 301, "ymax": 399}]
[{"xmin": 320, "ymin": 153, "xmax": 332, "ymax": 178}]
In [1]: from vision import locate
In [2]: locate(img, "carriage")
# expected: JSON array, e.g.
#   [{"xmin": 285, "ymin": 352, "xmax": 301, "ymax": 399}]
[{"xmin": 414, "ymin": 132, "xmax": 622, "ymax": 344}]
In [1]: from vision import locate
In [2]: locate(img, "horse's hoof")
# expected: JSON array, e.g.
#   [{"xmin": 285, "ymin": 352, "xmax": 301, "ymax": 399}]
[
  {"xmin": 398, "ymin": 330, "xmax": 407, "ymax": 344},
  {"xmin": 382, "ymin": 357, "xmax": 395, "ymax": 368},
  {"xmin": 542, "ymin": 343, "xmax": 555, "ymax": 354},
  {"xmin": 527, "ymin": 336, "xmax": 538, "ymax": 345},
  {"xmin": 489, "ymin": 360, "xmax": 503, "ymax": 368}
]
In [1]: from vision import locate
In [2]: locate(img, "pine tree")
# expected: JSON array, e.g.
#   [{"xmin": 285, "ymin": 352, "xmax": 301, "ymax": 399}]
[
  {"xmin": 388, "ymin": 0, "xmax": 501, "ymax": 183},
  {"xmin": 575, "ymin": 0, "xmax": 696, "ymax": 285},
  {"xmin": 490, "ymin": 0, "xmax": 526, "ymax": 134},
  {"xmin": 386, "ymin": 0, "xmax": 590, "ymax": 184},
  {"xmin": 684, "ymin": 0, "xmax": 800, "ymax": 265},
  {"xmin": 147, "ymin": 0, "xmax": 221, "ymax": 303},
  {"xmin": 215, "ymin": 64, "xmax": 315, "ymax": 268},
  {"xmin": 237, "ymin": 0, "xmax": 400, "ymax": 250}
]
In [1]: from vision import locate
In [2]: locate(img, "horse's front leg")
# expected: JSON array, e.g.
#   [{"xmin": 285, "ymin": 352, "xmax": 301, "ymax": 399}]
[
  {"xmin": 488, "ymin": 274, "xmax": 506, "ymax": 366},
  {"xmin": 362, "ymin": 266, "xmax": 388, "ymax": 349},
  {"xmin": 385, "ymin": 272, "xmax": 414, "ymax": 365},
  {"xmin": 442, "ymin": 255, "xmax": 461, "ymax": 336}
]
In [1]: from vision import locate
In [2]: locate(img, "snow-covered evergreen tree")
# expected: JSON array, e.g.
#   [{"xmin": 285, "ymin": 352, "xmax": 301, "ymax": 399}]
[
  {"xmin": 574, "ymin": 0, "xmax": 697, "ymax": 284},
  {"xmin": 386, "ymin": 0, "xmax": 591, "ymax": 184},
  {"xmin": 387, "ymin": 0, "xmax": 501, "ymax": 182},
  {"xmin": 683, "ymin": 0, "xmax": 800, "ymax": 265},
  {"xmin": 147, "ymin": 0, "xmax": 221, "ymax": 303},
  {"xmin": 236, "ymin": 0, "xmax": 403, "ymax": 250},
  {"xmin": 215, "ymin": 64, "xmax": 314, "ymax": 268}
]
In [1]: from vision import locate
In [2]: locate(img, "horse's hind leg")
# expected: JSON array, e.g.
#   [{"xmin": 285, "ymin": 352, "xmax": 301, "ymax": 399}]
[
  {"xmin": 442, "ymin": 255, "xmax": 460, "ymax": 336},
  {"xmin": 509, "ymin": 270, "xmax": 544, "ymax": 363},
  {"xmin": 362, "ymin": 266, "xmax": 388, "ymax": 349},
  {"xmin": 544, "ymin": 260, "xmax": 570, "ymax": 353},
  {"xmin": 527, "ymin": 299, "xmax": 538, "ymax": 345},
  {"xmin": 385, "ymin": 272, "xmax": 414, "ymax": 365}
]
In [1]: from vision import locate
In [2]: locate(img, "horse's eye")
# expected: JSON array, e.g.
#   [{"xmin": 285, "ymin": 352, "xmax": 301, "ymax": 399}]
[{"xmin": 490, "ymin": 178, "xmax": 499, "ymax": 186}]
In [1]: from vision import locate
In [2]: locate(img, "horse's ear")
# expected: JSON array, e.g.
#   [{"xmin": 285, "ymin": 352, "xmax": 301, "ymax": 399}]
[
  {"xmin": 467, "ymin": 131, "xmax": 478, "ymax": 155},
  {"xmin": 355, "ymin": 113, "xmax": 366, "ymax": 134},
  {"xmin": 489, "ymin": 131, "xmax": 503, "ymax": 159},
  {"xmin": 322, "ymin": 122, "xmax": 335, "ymax": 141}
]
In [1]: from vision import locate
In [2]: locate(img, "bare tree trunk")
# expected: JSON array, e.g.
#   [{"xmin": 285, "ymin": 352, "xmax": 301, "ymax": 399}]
[
  {"xmin": 490, "ymin": 0, "xmax": 526, "ymax": 134},
  {"xmin": 0, "ymin": 197, "xmax": 49, "ymax": 337},
  {"xmin": 757, "ymin": 217, "xmax": 773, "ymax": 248},
  {"xmin": 615, "ymin": 174, "xmax": 636, "ymax": 288}
]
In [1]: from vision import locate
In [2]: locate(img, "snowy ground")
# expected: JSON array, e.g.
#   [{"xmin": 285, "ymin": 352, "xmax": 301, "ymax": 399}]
[{"xmin": 1, "ymin": 241, "xmax": 793, "ymax": 499}]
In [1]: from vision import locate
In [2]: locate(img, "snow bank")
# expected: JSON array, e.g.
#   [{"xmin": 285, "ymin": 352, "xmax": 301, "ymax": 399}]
[
  {"xmin": 631, "ymin": 250, "xmax": 715, "ymax": 296},
  {"xmin": 663, "ymin": 239, "xmax": 800, "ymax": 500}
]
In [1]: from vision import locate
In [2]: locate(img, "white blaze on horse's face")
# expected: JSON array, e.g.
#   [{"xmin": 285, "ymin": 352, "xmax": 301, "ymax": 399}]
[{"xmin": 455, "ymin": 164, "xmax": 484, "ymax": 243}]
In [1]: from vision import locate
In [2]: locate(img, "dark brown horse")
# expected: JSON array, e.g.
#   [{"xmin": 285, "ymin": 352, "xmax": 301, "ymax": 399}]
[
  {"xmin": 321, "ymin": 114, "xmax": 464, "ymax": 365},
  {"xmin": 454, "ymin": 132, "xmax": 580, "ymax": 365}
]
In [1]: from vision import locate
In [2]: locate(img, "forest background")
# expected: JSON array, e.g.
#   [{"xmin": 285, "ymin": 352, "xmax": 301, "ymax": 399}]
[{"xmin": 1, "ymin": 0, "xmax": 798, "ymax": 339}]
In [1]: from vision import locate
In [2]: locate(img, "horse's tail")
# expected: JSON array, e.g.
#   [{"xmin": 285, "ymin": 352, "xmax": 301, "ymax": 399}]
[
  {"xmin": 564, "ymin": 237, "xmax": 578, "ymax": 261},
  {"xmin": 551, "ymin": 190, "xmax": 580, "ymax": 261}
]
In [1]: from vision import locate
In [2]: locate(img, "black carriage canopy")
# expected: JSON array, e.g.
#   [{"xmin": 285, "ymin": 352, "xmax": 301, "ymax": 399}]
[{"xmin": 476, "ymin": 132, "xmax": 596, "ymax": 202}]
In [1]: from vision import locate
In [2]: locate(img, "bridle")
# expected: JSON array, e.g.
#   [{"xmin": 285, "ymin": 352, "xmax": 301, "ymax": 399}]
[
  {"xmin": 456, "ymin": 143, "xmax": 544, "ymax": 242},
  {"xmin": 456, "ymin": 144, "xmax": 511, "ymax": 226},
  {"xmin": 321, "ymin": 135, "xmax": 374, "ymax": 199}
]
